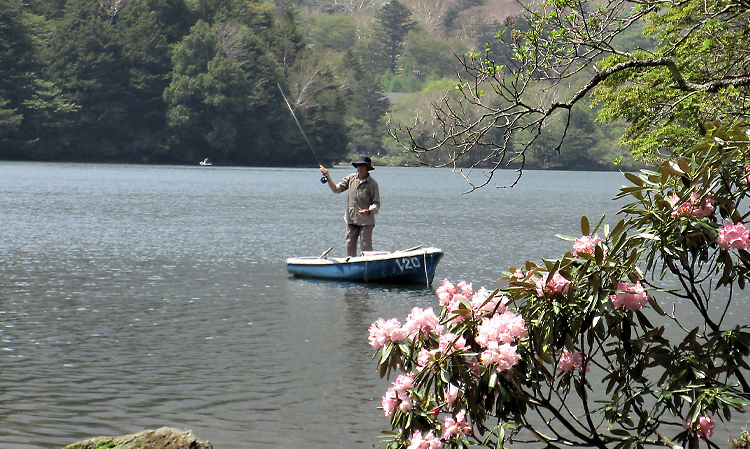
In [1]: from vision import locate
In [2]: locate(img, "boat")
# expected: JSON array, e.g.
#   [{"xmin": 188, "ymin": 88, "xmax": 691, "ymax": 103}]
[
  {"xmin": 286, "ymin": 246, "xmax": 444, "ymax": 286},
  {"xmin": 199, "ymin": 158, "xmax": 212, "ymax": 166}
]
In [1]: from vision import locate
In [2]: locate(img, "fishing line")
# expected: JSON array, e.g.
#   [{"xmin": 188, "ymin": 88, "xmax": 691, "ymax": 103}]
[{"xmin": 278, "ymin": 83, "xmax": 328, "ymax": 184}]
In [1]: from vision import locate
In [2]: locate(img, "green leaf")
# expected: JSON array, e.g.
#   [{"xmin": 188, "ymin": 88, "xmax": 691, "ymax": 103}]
[
  {"xmin": 624, "ymin": 172, "xmax": 644, "ymax": 186},
  {"xmin": 648, "ymin": 296, "xmax": 665, "ymax": 316}
]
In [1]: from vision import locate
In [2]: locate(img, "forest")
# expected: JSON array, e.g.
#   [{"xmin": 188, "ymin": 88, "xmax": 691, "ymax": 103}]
[{"xmin": 0, "ymin": 0, "xmax": 644, "ymax": 170}]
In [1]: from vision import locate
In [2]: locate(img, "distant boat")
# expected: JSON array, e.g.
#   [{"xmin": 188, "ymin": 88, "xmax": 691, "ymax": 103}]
[
  {"xmin": 199, "ymin": 158, "xmax": 212, "ymax": 166},
  {"xmin": 286, "ymin": 246, "xmax": 443, "ymax": 286}
]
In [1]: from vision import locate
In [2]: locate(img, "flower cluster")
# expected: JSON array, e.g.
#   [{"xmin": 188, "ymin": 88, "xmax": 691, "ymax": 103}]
[
  {"xmin": 716, "ymin": 221, "xmax": 750, "ymax": 251},
  {"xmin": 368, "ymin": 318, "xmax": 407, "ymax": 348},
  {"xmin": 442, "ymin": 411, "xmax": 472, "ymax": 441},
  {"xmin": 371, "ymin": 279, "xmax": 528, "ymax": 448},
  {"xmin": 476, "ymin": 312, "xmax": 526, "ymax": 373},
  {"xmin": 368, "ymin": 307, "xmax": 443, "ymax": 349},
  {"xmin": 669, "ymin": 193, "xmax": 715, "ymax": 218},
  {"xmin": 436, "ymin": 279, "xmax": 508, "ymax": 320},
  {"xmin": 572, "ymin": 233, "xmax": 606, "ymax": 257},
  {"xmin": 383, "ymin": 374, "xmax": 415, "ymax": 417},
  {"xmin": 610, "ymin": 281, "xmax": 649, "ymax": 312},
  {"xmin": 682, "ymin": 413, "xmax": 715, "ymax": 439},
  {"xmin": 534, "ymin": 272, "xmax": 571, "ymax": 297},
  {"xmin": 407, "ymin": 430, "xmax": 441, "ymax": 449},
  {"xmin": 557, "ymin": 348, "xmax": 590, "ymax": 373}
]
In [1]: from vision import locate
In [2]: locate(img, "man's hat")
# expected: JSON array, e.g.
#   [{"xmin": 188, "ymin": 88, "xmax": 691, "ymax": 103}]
[{"xmin": 352, "ymin": 156, "xmax": 374, "ymax": 170}]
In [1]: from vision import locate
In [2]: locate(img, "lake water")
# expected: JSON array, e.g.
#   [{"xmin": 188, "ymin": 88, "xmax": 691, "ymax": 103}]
[{"xmin": 0, "ymin": 162, "xmax": 743, "ymax": 448}]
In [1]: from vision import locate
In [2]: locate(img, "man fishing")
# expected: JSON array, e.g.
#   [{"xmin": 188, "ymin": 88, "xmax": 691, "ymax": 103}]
[{"xmin": 319, "ymin": 156, "xmax": 380, "ymax": 257}]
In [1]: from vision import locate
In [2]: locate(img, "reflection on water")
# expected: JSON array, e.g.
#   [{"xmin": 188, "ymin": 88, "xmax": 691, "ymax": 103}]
[{"xmin": 1, "ymin": 162, "xmax": 745, "ymax": 449}]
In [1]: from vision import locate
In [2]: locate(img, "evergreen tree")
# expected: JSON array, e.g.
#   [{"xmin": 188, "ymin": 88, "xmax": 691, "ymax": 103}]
[
  {"xmin": 275, "ymin": 7, "xmax": 306, "ymax": 72},
  {"xmin": 0, "ymin": 0, "xmax": 77, "ymax": 159},
  {"xmin": 0, "ymin": 2, "xmax": 28, "ymax": 154},
  {"xmin": 373, "ymin": 0, "xmax": 414, "ymax": 73},
  {"xmin": 115, "ymin": 0, "xmax": 191, "ymax": 160},
  {"xmin": 342, "ymin": 49, "xmax": 389, "ymax": 155},
  {"xmin": 164, "ymin": 19, "xmax": 289, "ymax": 164},
  {"xmin": 40, "ymin": 0, "xmax": 192, "ymax": 161}
]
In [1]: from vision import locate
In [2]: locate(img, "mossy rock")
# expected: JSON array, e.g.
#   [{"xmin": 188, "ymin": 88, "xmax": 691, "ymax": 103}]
[{"xmin": 63, "ymin": 427, "xmax": 212, "ymax": 449}]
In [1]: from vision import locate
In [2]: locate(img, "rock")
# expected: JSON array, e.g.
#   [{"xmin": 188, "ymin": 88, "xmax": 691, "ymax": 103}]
[{"xmin": 63, "ymin": 427, "xmax": 213, "ymax": 449}]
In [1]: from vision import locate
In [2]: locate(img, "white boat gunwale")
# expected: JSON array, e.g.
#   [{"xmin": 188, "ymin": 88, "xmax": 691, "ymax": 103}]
[{"xmin": 285, "ymin": 246, "xmax": 441, "ymax": 265}]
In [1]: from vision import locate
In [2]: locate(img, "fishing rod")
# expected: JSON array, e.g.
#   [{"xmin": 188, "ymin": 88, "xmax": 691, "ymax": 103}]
[{"xmin": 277, "ymin": 83, "xmax": 328, "ymax": 184}]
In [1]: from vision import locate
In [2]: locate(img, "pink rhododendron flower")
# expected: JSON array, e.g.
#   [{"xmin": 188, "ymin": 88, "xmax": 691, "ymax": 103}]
[
  {"xmin": 394, "ymin": 373, "xmax": 414, "ymax": 391},
  {"xmin": 456, "ymin": 281, "xmax": 473, "ymax": 298},
  {"xmin": 444, "ymin": 384, "xmax": 459, "ymax": 410},
  {"xmin": 368, "ymin": 318, "xmax": 406, "ymax": 348},
  {"xmin": 610, "ymin": 281, "xmax": 649, "ymax": 312},
  {"xmin": 476, "ymin": 312, "xmax": 527, "ymax": 347},
  {"xmin": 480, "ymin": 341, "xmax": 521, "ymax": 372},
  {"xmin": 683, "ymin": 414, "xmax": 715, "ymax": 439},
  {"xmin": 408, "ymin": 430, "xmax": 441, "ymax": 449},
  {"xmin": 470, "ymin": 287, "xmax": 508, "ymax": 315},
  {"xmin": 534, "ymin": 272, "xmax": 571, "ymax": 297},
  {"xmin": 442, "ymin": 411, "xmax": 472, "ymax": 441},
  {"xmin": 382, "ymin": 374, "xmax": 415, "ymax": 417},
  {"xmin": 692, "ymin": 196, "xmax": 715, "ymax": 218},
  {"xmin": 557, "ymin": 348, "xmax": 590, "ymax": 373},
  {"xmin": 438, "ymin": 280, "xmax": 475, "ymax": 322},
  {"xmin": 742, "ymin": 164, "xmax": 750, "ymax": 185},
  {"xmin": 439, "ymin": 332, "xmax": 467, "ymax": 355},
  {"xmin": 717, "ymin": 222, "xmax": 750, "ymax": 250},
  {"xmin": 382, "ymin": 388, "xmax": 399, "ymax": 417},
  {"xmin": 402, "ymin": 307, "xmax": 443, "ymax": 338},
  {"xmin": 444, "ymin": 294, "xmax": 470, "ymax": 324},
  {"xmin": 573, "ymin": 234, "xmax": 602, "ymax": 257},
  {"xmin": 696, "ymin": 414, "xmax": 715, "ymax": 438},
  {"xmin": 669, "ymin": 193, "xmax": 716, "ymax": 218},
  {"xmin": 417, "ymin": 348, "xmax": 438, "ymax": 369},
  {"xmin": 436, "ymin": 279, "xmax": 456, "ymax": 306}
]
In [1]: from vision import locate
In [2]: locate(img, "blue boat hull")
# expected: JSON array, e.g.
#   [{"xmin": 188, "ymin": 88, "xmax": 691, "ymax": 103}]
[{"xmin": 286, "ymin": 247, "xmax": 444, "ymax": 286}]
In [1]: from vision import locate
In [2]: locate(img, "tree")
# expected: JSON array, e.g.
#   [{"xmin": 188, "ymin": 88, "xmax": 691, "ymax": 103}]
[
  {"xmin": 164, "ymin": 19, "xmax": 285, "ymax": 163},
  {"xmin": 369, "ymin": 121, "xmax": 750, "ymax": 449},
  {"xmin": 280, "ymin": 49, "xmax": 350, "ymax": 165},
  {"xmin": 341, "ymin": 49, "xmax": 389, "ymax": 155},
  {"xmin": 440, "ymin": 0, "xmax": 485, "ymax": 34},
  {"xmin": 301, "ymin": 12, "xmax": 358, "ymax": 53},
  {"xmin": 369, "ymin": 0, "xmax": 750, "ymax": 444},
  {"xmin": 0, "ymin": 0, "xmax": 43, "ymax": 156},
  {"xmin": 113, "ymin": 0, "xmax": 192, "ymax": 160},
  {"xmin": 388, "ymin": 0, "xmax": 750, "ymax": 189},
  {"xmin": 0, "ymin": 97, "xmax": 23, "ymax": 144},
  {"xmin": 41, "ymin": 0, "xmax": 192, "ymax": 161},
  {"xmin": 374, "ymin": 0, "xmax": 415, "ymax": 73},
  {"xmin": 398, "ymin": 26, "xmax": 467, "ymax": 82},
  {"xmin": 275, "ymin": 7, "xmax": 306, "ymax": 71}
]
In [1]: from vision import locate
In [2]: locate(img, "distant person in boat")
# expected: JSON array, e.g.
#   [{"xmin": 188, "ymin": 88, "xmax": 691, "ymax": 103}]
[{"xmin": 319, "ymin": 156, "xmax": 380, "ymax": 257}]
